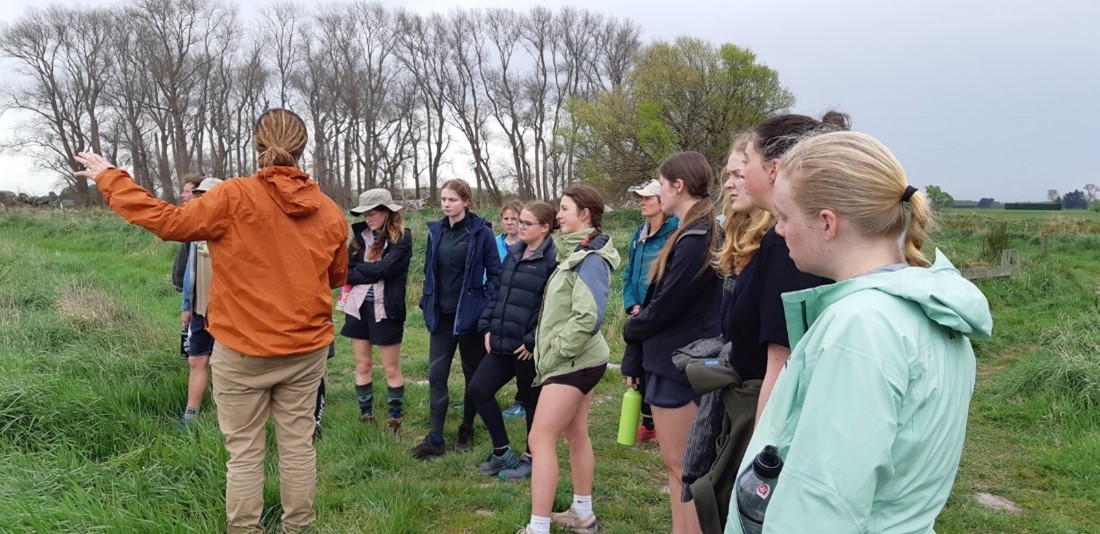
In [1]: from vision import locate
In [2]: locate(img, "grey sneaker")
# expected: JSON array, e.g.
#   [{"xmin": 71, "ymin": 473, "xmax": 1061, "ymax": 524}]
[
  {"xmin": 456, "ymin": 424, "xmax": 474, "ymax": 452},
  {"xmin": 550, "ymin": 507, "xmax": 599, "ymax": 533},
  {"xmin": 478, "ymin": 448, "xmax": 521, "ymax": 475},
  {"xmin": 497, "ymin": 455, "xmax": 533, "ymax": 481}
]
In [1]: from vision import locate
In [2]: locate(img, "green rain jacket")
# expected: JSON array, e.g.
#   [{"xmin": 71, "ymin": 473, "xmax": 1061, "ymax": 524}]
[
  {"xmin": 534, "ymin": 229, "xmax": 621, "ymax": 386},
  {"xmin": 727, "ymin": 251, "xmax": 993, "ymax": 534}
]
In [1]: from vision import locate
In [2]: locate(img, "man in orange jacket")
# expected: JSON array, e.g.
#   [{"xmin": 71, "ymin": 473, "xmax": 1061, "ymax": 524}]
[{"xmin": 76, "ymin": 108, "xmax": 347, "ymax": 534}]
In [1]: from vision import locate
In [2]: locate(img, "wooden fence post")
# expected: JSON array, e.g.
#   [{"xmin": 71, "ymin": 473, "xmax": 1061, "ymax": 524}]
[{"xmin": 1002, "ymin": 249, "xmax": 1022, "ymax": 277}]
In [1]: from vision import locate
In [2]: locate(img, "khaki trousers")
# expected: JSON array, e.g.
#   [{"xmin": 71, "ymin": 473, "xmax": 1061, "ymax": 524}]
[{"xmin": 211, "ymin": 342, "xmax": 327, "ymax": 533}]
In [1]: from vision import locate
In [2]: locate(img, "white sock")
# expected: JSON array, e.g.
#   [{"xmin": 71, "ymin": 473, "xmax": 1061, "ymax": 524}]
[
  {"xmin": 573, "ymin": 494, "xmax": 593, "ymax": 520},
  {"xmin": 528, "ymin": 515, "xmax": 551, "ymax": 534}
]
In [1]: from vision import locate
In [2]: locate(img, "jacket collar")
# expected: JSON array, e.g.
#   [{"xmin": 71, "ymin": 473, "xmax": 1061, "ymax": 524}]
[{"xmin": 510, "ymin": 236, "xmax": 554, "ymax": 262}]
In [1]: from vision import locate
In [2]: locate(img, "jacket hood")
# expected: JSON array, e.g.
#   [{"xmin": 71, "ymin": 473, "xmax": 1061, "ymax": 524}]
[
  {"xmin": 782, "ymin": 250, "xmax": 993, "ymax": 345},
  {"xmin": 555, "ymin": 229, "xmax": 621, "ymax": 271},
  {"xmin": 255, "ymin": 166, "xmax": 323, "ymax": 218}
]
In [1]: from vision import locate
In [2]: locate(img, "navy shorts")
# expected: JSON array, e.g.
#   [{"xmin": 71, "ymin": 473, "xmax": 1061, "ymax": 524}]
[
  {"xmin": 187, "ymin": 313, "xmax": 215, "ymax": 357},
  {"xmin": 340, "ymin": 301, "xmax": 404, "ymax": 346},
  {"xmin": 543, "ymin": 362, "xmax": 608, "ymax": 395},
  {"xmin": 645, "ymin": 372, "xmax": 700, "ymax": 409}
]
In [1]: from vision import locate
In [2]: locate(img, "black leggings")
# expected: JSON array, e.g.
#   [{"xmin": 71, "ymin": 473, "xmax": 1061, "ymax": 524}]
[
  {"xmin": 467, "ymin": 351, "xmax": 540, "ymax": 449},
  {"xmin": 427, "ymin": 313, "xmax": 486, "ymax": 435}
]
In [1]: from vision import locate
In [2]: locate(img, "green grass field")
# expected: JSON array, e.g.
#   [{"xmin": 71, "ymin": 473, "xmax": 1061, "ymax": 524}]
[{"xmin": 1, "ymin": 206, "xmax": 1098, "ymax": 533}]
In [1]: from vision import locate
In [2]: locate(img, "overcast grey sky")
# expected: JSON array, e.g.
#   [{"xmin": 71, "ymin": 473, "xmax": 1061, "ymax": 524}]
[{"xmin": 1, "ymin": 0, "xmax": 1096, "ymax": 201}]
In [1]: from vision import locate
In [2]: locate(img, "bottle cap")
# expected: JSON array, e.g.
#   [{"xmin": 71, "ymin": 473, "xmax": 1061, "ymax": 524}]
[{"xmin": 752, "ymin": 445, "xmax": 783, "ymax": 479}]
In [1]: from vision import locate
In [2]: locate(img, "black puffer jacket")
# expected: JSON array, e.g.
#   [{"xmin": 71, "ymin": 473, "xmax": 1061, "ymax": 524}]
[
  {"xmin": 478, "ymin": 238, "xmax": 558, "ymax": 354},
  {"xmin": 346, "ymin": 222, "xmax": 413, "ymax": 321}
]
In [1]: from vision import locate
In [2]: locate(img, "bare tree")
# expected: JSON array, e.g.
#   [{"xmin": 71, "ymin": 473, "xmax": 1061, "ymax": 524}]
[
  {"xmin": 443, "ymin": 9, "xmax": 502, "ymax": 205},
  {"xmin": 258, "ymin": 1, "xmax": 306, "ymax": 108},
  {"xmin": 0, "ymin": 2, "xmax": 692, "ymax": 209},
  {"xmin": 0, "ymin": 6, "xmax": 116, "ymax": 204},
  {"xmin": 351, "ymin": 3, "xmax": 401, "ymax": 195},
  {"xmin": 1084, "ymin": 183, "xmax": 1098, "ymax": 202},
  {"xmin": 106, "ymin": 27, "xmax": 159, "ymax": 194},
  {"xmin": 395, "ymin": 11, "xmax": 453, "ymax": 201},
  {"xmin": 127, "ymin": 0, "xmax": 236, "ymax": 186},
  {"xmin": 479, "ymin": 8, "xmax": 533, "ymax": 199}
]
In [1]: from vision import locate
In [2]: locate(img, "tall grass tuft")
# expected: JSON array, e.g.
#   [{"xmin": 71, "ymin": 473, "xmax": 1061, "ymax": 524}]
[
  {"xmin": 1000, "ymin": 311, "xmax": 1100, "ymax": 415},
  {"xmin": 982, "ymin": 222, "xmax": 1010, "ymax": 262}
]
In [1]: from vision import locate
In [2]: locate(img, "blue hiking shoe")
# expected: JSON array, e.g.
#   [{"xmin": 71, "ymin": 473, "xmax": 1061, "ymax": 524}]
[
  {"xmin": 498, "ymin": 454, "xmax": 533, "ymax": 481},
  {"xmin": 501, "ymin": 402, "xmax": 526, "ymax": 419},
  {"xmin": 478, "ymin": 448, "xmax": 521, "ymax": 475}
]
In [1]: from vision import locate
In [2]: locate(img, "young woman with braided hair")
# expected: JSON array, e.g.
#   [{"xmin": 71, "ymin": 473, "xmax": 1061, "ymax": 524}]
[
  {"xmin": 76, "ymin": 108, "xmax": 347, "ymax": 533},
  {"xmin": 518, "ymin": 186, "xmax": 620, "ymax": 534},
  {"xmin": 727, "ymin": 131, "xmax": 992, "ymax": 533}
]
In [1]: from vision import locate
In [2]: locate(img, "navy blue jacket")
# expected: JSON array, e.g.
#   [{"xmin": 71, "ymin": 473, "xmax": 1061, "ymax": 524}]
[
  {"xmin": 622, "ymin": 219, "xmax": 721, "ymax": 383},
  {"xmin": 346, "ymin": 222, "xmax": 413, "ymax": 321},
  {"xmin": 420, "ymin": 211, "xmax": 501, "ymax": 335},
  {"xmin": 478, "ymin": 238, "xmax": 558, "ymax": 354}
]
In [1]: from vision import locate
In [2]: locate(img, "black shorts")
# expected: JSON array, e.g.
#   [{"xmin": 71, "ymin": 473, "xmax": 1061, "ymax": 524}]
[
  {"xmin": 187, "ymin": 313, "xmax": 215, "ymax": 357},
  {"xmin": 340, "ymin": 301, "xmax": 404, "ymax": 346},
  {"xmin": 543, "ymin": 362, "xmax": 608, "ymax": 395},
  {"xmin": 645, "ymin": 372, "xmax": 700, "ymax": 409}
]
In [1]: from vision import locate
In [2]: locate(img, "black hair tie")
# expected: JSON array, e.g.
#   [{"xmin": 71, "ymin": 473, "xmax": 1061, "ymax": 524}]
[{"xmin": 901, "ymin": 185, "xmax": 918, "ymax": 203}]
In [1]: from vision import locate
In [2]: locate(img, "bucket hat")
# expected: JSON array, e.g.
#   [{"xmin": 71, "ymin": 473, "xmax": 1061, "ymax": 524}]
[{"xmin": 350, "ymin": 188, "xmax": 404, "ymax": 215}]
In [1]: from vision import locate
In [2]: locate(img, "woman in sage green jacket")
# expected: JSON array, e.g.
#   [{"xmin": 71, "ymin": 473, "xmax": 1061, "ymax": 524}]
[{"xmin": 518, "ymin": 185, "xmax": 620, "ymax": 534}]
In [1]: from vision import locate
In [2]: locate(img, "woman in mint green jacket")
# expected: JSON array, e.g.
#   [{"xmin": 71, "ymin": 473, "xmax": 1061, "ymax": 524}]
[
  {"xmin": 518, "ymin": 185, "xmax": 620, "ymax": 534},
  {"xmin": 727, "ymin": 131, "xmax": 993, "ymax": 533}
]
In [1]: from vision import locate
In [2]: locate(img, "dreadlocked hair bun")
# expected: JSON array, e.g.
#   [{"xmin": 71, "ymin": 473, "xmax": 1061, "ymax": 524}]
[{"xmin": 255, "ymin": 108, "xmax": 307, "ymax": 168}]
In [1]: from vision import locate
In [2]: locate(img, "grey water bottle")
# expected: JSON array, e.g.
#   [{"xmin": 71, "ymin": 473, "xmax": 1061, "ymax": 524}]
[{"xmin": 736, "ymin": 444, "xmax": 783, "ymax": 533}]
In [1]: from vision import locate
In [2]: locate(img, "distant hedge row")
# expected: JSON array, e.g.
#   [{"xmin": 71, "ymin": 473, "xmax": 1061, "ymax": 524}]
[{"xmin": 1004, "ymin": 202, "xmax": 1063, "ymax": 211}]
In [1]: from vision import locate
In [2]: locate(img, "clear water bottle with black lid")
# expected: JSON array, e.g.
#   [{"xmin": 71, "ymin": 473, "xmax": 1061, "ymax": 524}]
[{"xmin": 736, "ymin": 444, "xmax": 783, "ymax": 534}]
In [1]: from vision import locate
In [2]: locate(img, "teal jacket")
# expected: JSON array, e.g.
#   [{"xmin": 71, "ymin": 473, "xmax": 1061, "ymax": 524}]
[
  {"xmin": 622, "ymin": 215, "xmax": 678, "ymax": 311},
  {"xmin": 727, "ymin": 251, "xmax": 993, "ymax": 534},
  {"xmin": 534, "ymin": 229, "xmax": 621, "ymax": 386}
]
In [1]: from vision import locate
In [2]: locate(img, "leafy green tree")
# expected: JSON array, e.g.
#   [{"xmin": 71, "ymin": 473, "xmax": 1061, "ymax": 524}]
[
  {"xmin": 570, "ymin": 37, "xmax": 794, "ymax": 198},
  {"xmin": 568, "ymin": 95, "xmax": 676, "ymax": 194},
  {"xmin": 925, "ymin": 185, "xmax": 955, "ymax": 209}
]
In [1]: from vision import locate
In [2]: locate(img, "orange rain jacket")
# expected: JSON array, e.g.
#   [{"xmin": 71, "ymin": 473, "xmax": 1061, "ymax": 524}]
[{"xmin": 96, "ymin": 166, "xmax": 348, "ymax": 356}]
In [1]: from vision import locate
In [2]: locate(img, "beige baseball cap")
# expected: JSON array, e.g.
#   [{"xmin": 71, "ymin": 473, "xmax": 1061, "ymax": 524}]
[
  {"xmin": 193, "ymin": 177, "xmax": 224, "ymax": 193},
  {"xmin": 630, "ymin": 180, "xmax": 661, "ymax": 198}
]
